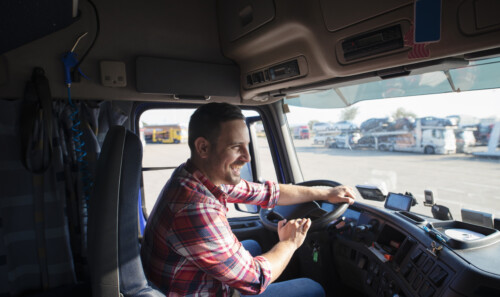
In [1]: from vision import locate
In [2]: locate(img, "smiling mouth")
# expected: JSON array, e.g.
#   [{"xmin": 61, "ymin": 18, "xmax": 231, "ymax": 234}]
[{"xmin": 230, "ymin": 164, "xmax": 244, "ymax": 175}]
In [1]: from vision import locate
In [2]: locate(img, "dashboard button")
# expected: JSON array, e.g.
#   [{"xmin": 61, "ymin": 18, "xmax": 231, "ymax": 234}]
[
  {"xmin": 416, "ymin": 253, "xmax": 428, "ymax": 267},
  {"xmin": 429, "ymin": 265, "xmax": 448, "ymax": 286},
  {"xmin": 422, "ymin": 258, "xmax": 434, "ymax": 274},
  {"xmin": 402, "ymin": 263, "xmax": 412, "ymax": 277},
  {"xmin": 368, "ymin": 261, "xmax": 375, "ymax": 272},
  {"xmin": 366, "ymin": 275, "xmax": 373, "ymax": 286},
  {"xmin": 410, "ymin": 249, "xmax": 423, "ymax": 262},
  {"xmin": 419, "ymin": 281, "xmax": 436, "ymax": 297},
  {"xmin": 406, "ymin": 267, "xmax": 417, "ymax": 283},
  {"xmin": 357, "ymin": 256, "xmax": 367, "ymax": 269},
  {"xmin": 413, "ymin": 274, "xmax": 423, "ymax": 290}
]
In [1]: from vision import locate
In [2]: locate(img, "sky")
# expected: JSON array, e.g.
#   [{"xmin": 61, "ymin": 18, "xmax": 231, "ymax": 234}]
[{"xmin": 141, "ymin": 88, "xmax": 500, "ymax": 127}]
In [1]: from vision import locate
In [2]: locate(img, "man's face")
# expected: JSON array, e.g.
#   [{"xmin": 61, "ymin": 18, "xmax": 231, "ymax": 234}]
[{"xmin": 205, "ymin": 119, "xmax": 251, "ymax": 186}]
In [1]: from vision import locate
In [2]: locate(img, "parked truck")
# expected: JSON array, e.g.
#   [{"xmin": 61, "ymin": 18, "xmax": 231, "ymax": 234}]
[
  {"xmin": 363, "ymin": 119, "xmax": 456, "ymax": 154},
  {"xmin": 143, "ymin": 125, "xmax": 187, "ymax": 144},
  {"xmin": 329, "ymin": 132, "xmax": 361, "ymax": 148},
  {"xmin": 313, "ymin": 130, "xmax": 340, "ymax": 145},
  {"xmin": 292, "ymin": 125, "xmax": 310, "ymax": 139}
]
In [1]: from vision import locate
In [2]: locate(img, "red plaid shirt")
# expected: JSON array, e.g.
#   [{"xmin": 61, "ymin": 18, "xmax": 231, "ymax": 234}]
[{"xmin": 141, "ymin": 160, "xmax": 280, "ymax": 296}]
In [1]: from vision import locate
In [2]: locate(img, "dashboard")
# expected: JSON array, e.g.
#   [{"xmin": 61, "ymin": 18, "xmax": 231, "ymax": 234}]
[{"xmin": 316, "ymin": 202, "xmax": 500, "ymax": 297}]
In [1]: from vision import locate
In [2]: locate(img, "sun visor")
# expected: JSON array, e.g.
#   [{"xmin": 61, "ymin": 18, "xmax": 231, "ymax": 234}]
[{"xmin": 136, "ymin": 57, "xmax": 240, "ymax": 98}]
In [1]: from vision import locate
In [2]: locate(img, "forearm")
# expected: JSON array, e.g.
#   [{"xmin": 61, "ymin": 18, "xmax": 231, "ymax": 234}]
[
  {"xmin": 260, "ymin": 240, "xmax": 297, "ymax": 283},
  {"xmin": 277, "ymin": 184, "xmax": 328, "ymax": 205}
]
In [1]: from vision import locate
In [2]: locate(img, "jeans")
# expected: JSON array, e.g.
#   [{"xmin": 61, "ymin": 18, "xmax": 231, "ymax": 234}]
[{"xmin": 240, "ymin": 240, "xmax": 325, "ymax": 297}]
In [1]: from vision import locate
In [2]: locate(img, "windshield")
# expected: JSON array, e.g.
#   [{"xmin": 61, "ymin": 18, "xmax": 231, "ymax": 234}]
[{"xmin": 285, "ymin": 57, "xmax": 500, "ymax": 221}]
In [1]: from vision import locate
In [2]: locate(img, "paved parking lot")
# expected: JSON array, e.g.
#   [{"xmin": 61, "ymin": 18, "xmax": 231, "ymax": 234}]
[
  {"xmin": 292, "ymin": 139, "xmax": 500, "ymax": 220},
  {"xmin": 142, "ymin": 138, "xmax": 500, "ymax": 220}
]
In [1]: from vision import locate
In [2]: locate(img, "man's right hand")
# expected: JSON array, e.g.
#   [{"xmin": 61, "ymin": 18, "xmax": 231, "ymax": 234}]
[
  {"xmin": 261, "ymin": 218, "xmax": 311, "ymax": 283},
  {"xmin": 277, "ymin": 218, "xmax": 311, "ymax": 249}
]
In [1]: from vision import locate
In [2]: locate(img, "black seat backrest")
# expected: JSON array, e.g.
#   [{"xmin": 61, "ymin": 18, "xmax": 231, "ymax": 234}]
[{"xmin": 88, "ymin": 126, "xmax": 163, "ymax": 297}]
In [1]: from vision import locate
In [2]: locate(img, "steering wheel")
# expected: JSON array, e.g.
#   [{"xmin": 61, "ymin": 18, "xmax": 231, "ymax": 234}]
[{"xmin": 259, "ymin": 180, "xmax": 349, "ymax": 232}]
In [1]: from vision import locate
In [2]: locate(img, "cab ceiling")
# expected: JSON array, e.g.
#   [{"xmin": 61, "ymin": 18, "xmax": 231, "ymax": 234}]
[{"xmin": 1, "ymin": 0, "xmax": 500, "ymax": 106}]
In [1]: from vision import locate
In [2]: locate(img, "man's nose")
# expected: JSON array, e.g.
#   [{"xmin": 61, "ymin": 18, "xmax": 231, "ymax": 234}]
[{"xmin": 241, "ymin": 146, "xmax": 251, "ymax": 162}]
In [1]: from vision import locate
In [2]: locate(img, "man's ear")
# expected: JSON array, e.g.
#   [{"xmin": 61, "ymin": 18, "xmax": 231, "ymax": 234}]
[{"xmin": 194, "ymin": 137, "xmax": 210, "ymax": 159}]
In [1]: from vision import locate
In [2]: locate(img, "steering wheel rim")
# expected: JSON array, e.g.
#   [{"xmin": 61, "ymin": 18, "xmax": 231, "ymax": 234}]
[{"xmin": 259, "ymin": 180, "xmax": 349, "ymax": 232}]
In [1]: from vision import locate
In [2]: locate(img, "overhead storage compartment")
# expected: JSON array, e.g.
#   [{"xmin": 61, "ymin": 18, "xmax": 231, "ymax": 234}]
[
  {"xmin": 218, "ymin": 0, "xmax": 276, "ymax": 42},
  {"xmin": 0, "ymin": 0, "xmax": 78, "ymax": 54},
  {"xmin": 458, "ymin": 0, "xmax": 500, "ymax": 36},
  {"xmin": 319, "ymin": 0, "xmax": 412, "ymax": 32}
]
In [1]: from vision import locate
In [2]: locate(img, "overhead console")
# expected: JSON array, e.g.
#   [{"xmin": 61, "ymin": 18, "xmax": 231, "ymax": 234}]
[
  {"xmin": 217, "ymin": 0, "xmax": 500, "ymax": 102},
  {"xmin": 244, "ymin": 57, "xmax": 308, "ymax": 89}
]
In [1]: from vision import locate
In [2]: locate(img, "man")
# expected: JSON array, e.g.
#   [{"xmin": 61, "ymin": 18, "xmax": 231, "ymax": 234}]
[{"xmin": 141, "ymin": 103, "xmax": 355, "ymax": 297}]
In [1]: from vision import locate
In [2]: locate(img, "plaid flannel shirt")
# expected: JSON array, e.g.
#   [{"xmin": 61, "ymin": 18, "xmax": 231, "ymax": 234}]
[{"xmin": 141, "ymin": 160, "xmax": 280, "ymax": 296}]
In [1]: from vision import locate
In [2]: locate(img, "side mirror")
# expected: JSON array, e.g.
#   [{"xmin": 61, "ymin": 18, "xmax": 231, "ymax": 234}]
[{"xmin": 234, "ymin": 204, "xmax": 260, "ymax": 214}]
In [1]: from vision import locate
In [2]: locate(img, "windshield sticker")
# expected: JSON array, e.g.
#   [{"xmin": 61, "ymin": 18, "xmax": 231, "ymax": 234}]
[{"xmin": 404, "ymin": 26, "xmax": 430, "ymax": 59}]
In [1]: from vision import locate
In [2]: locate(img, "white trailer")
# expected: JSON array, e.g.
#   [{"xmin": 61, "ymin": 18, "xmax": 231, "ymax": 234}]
[
  {"xmin": 313, "ymin": 130, "xmax": 341, "ymax": 145},
  {"xmin": 474, "ymin": 122, "xmax": 500, "ymax": 158},
  {"xmin": 365, "ymin": 121, "xmax": 456, "ymax": 154}
]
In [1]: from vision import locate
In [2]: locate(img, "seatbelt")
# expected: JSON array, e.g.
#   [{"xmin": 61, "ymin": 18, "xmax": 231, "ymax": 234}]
[{"xmin": 20, "ymin": 67, "xmax": 54, "ymax": 289}]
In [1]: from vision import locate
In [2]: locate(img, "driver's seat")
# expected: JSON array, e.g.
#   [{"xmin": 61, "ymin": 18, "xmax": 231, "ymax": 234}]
[{"xmin": 88, "ymin": 126, "xmax": 164, "ymax": 297}]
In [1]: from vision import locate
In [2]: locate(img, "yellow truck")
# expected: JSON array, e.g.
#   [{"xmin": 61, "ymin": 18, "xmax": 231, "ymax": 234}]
[{"xmin": 143, "ymin": 125, "xmax": 187, "ymax": 144}]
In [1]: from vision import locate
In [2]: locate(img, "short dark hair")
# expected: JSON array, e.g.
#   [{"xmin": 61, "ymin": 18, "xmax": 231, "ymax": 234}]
[{"xmin": 188, "ymin": 102, "xmax": 245, "ymax": 152}]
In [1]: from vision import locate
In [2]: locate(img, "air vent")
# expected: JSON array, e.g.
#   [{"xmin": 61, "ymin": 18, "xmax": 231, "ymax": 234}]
[{"xmin": 342, "ymin": 25, "xmax": 404, "ymax": 61}]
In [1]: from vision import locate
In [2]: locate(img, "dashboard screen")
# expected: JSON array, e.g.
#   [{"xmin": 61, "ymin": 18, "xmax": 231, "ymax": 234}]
[
  {"xmin": 321, "ymin": 202, "xmax": 335, "ymax": 213},
  {"xmin": 344, "ymin": 208, "xmax": 361, "ymax": 222},
  {"xmin": 384, "ymin": 193, "xmax": 412, "ymax": 211},
  {"xmin": 321, "ymin": 203, "xmax": 361, "ymax": 223}
]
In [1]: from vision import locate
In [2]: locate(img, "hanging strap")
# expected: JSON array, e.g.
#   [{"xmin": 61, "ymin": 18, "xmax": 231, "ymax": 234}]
[
  {"xmin": 19, "ymin": 67, "xmax": 54, "ymax": 289},
  {"xmin": 33, "ymin": 174, "xmax": 50, "ymax": 290},
  {"xmin": 20, "ymin": 67, "xmax": 54, "ymax": 174}
]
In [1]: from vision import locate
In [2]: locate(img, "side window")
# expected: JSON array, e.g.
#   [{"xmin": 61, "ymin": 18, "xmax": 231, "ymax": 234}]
[
  {"xmin": 140, "ymin": 108, "xmax": 194, "ymax": 213},
  {"xmin": 246, "ymin": 118, "xmax": 278, "ymax": 184},
  {"xmin": 140, "ymin": 108, "xmax": 277, "ymax": 218}
]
